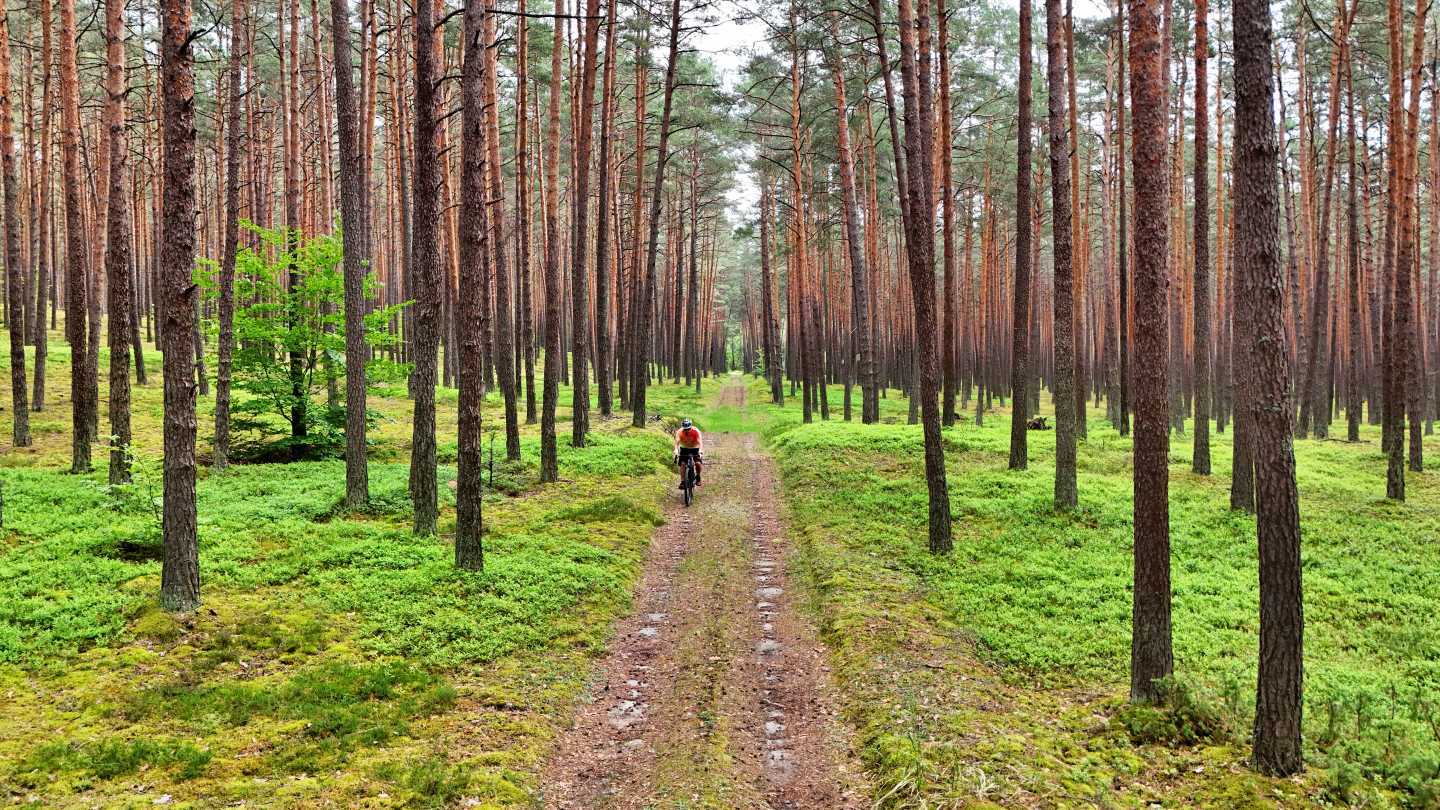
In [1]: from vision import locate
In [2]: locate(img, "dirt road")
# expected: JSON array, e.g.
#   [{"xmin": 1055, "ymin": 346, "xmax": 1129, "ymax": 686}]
[{"xmin": 541, "ymin": 383, "xmax": 865, "ymax": 809}]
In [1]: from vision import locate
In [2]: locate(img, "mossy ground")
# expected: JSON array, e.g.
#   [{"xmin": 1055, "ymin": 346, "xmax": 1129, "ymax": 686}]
[
  {"xmin": 7, "ymin": 328, "xmax": 1440, "ymax": 808},
  {"xmin": 705, "ymin": 375, "xmax": 1440, "ymax": 808},
  {"xmin": 0, "ymin": 331, "xmax": 702, "ymax": 807}
]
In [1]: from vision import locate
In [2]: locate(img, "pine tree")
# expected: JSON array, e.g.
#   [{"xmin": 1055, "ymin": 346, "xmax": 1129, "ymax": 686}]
[
  {"xmin": 1127, "ymin": 0, "xmax": 1174, "ymax": 703},
  {"xmin": 1233, "ymin": 0, "xmax": 1304, "ymax": 773},
  {"xmin": 159, "ymin": 0, "xmax": 201, "ymax": 612}
]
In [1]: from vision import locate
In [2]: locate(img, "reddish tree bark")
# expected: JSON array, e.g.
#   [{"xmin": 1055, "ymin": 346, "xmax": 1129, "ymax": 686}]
[
  {"xmin": 0, "ymin": 6, "xmax": 27, "ymax": 448},
  {"xmin": 569, "ymin": 0, "xmax": 601, "ymax": 445},
  {"xmin": 539, "ymin": 0, "xmax": 565, "ymax": 480},
  {"xmin": 896, "ymin": 0, "xmax": 953, "ymax": 553},
  {"xmin": 629, "ymin": 0, "xmax": 682, "ymax": 428}
]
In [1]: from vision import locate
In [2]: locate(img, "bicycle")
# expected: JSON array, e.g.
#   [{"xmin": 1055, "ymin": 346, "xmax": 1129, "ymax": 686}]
[{"xmin": 677, "ymin": 453, "xmax": 699, "ymax": 507}]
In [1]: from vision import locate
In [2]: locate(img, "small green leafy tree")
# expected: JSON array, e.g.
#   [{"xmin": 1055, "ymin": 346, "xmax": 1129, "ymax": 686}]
[{"xmin": 200, "ymin": 222, "xmax": 409, "ymax": 461}]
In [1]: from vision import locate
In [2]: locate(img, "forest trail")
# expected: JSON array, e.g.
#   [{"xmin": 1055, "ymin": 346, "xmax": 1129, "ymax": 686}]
[{"xmin": 541, "ymin": 381, "xmax": 866, "ymax": 809}]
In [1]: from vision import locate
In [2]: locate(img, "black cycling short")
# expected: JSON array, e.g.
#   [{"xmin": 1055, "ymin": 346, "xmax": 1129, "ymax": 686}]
[{"xmin": 677, "ymin": 447, "xmax": 701, "ymax": 463}]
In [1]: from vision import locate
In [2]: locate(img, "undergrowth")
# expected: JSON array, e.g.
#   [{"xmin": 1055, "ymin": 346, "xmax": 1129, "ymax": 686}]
[
  {"xmin": 0, "ymin": 337, "xmax": 682, "ymax": 806},
  {"xmin": 733, "ymin": 374, "xmax": 1440, "ymax": 808}
]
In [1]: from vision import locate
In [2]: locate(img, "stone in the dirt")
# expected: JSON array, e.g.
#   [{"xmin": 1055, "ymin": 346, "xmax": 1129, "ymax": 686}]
[
  {"xmin": 622, "ymin": 739, "xmax": 646, "ymax": 751},
  {"xmin": 646, "ymin": 612, "xmax": 668, "ymax": 622},
  {"xmin": 637, "ymin": 627, "xmax": 658, "ymax": 638},
  {"xmin": 764, "ymin": 720, "xmax": 786, "ymax": 736},
  {"xmin": 607, "ymin": 700, "xmax": 646, "ymax": 731},
  {"xmin": 756, "ymin": 587, "xmax": 783, "ymax": 599},
  {"xmin": 756, "ymin": 639, "xmax": 782, "ymax": 655}
]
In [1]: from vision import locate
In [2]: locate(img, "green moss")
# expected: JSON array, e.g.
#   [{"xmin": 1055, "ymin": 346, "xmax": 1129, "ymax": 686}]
[
  {"xmin": 1113, "ymin": 677, "xmax": 1228, "ymax": 746},
  {"xmin": 0, "ymin": 339, "xmax": 688, "ymax": 806},
  {"xmin": 131, "ymin": 606, "xmax": 182, "ymax": 642},
  {"xmin": 12, "ymin": 737, "xmax": 213, "ymax": 787},
  {"xmin": 728, "ymin": 374, "xmax": 1440, "ymax": 806}
]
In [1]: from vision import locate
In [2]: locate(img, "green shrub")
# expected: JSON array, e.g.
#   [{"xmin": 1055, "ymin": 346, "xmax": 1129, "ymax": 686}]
[
  {"xmin": 1114, "ymin": 677, "xmax": 1228, "ymax": 747},
  {"xmin": 13, "ymin": 738, "xmax": 212, "ymax": 786},
  {"xmin": 376, "ymin": 756, "xmax": 474, "ymax": 808},
  {"xmin": 198, "ymin": 221, "xmax": 408, "ymax": 462}
]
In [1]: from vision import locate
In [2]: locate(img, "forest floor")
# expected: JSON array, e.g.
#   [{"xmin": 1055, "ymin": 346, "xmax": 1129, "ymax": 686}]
[{"xmin": 3, "ymin": 333, "xmax": 1440, "ymax": 808}]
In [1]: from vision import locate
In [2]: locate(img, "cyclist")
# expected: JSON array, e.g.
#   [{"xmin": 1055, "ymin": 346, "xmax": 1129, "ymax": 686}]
[{"xmin": 672, "ymin": 418, "xmax": 704, "ymax": 489}]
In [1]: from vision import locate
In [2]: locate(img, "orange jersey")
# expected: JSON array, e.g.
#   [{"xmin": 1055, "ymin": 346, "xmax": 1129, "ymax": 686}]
[{"xmin": 676, "ymin": 426, "xmax": 702, "ymax": 449}]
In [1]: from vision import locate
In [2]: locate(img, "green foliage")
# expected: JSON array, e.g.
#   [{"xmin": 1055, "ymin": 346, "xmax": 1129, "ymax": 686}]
[
  {"xmin": 122, "ymin": 661, "xmax": 456, "ymax": 773},
  {"xmin": 13, "ymin": 738, "xmax": 213, "ymax": 786},
  {"xmin": 1114, "ymin": 677, "xmax": 1228, "ymax": 746},
  {"xmin": 374, "ymin": 756, "xmax": 479, "ymax": 808},
  {"xmin": 0, "ymin": 342, "xmax": 686, "ymax": 805},
  {"xmin": 746, "ymin": 376, "xmax": 1440, "ymax": 805},
  {"xmin": 199, "ymin": 222, "xmax": 408, "ymax": 461}
]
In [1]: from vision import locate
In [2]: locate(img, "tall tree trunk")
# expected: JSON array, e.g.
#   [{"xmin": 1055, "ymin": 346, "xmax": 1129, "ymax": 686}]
[
  {"xmin": 896, "ymin": 0, "xmax": 953, "ymax": 553},
  {"xmin": 629, "ymin": 0, "xmax": 682, "ymax": 429},
  {"xmin": 32, "ymin": 0, "xmax": 50, "ymax": 414},
  {"xmin": 455, "ymin": 0, "xmax": 491, "ymax": 570},
  {"xmin": 570, "ymin": 0, "xmax": 600, "ymax": 445},
  {"xmin": 761, "ymin": 182, "xmax": 783, "ymax": 406},
  {"xmin": 332, "ymin": 0, "xmax": 370, "ymax": 506},
  {"xmin": 594, "ymin": 6, "xmax": 617, "ymax": 418},
  {"xmin": 1346, "ymin": 59, "xmax": 1361, "ymax": 442},
  {"xmin": 214, "ymin": 0, "xmax": 246, "ymax": 471},
  {"xmin": 827, "ymin": 13, "xmax": 876, "ymax": 424},
  {"xmin": 1, "ymin": 6, "xmax": 28, "ymax": 447},
  {"xmin": 485, "ymin": 6, "xmax": 519, "ymax": 459},
  {"xmin": 1297, "ymin": 1, "xmax": 1355, "ymax": 439},
  {"xmin": 517, "ymin": 0, "xmax": 536, "ymax": 425},
  {"xmin": 1010, "ymin": 0, "xmax": 1033, "ymax": 469},
  {"xmin": 1047, "ymin": 0, "xmax": 1077, "ymax": 510},
  {"xmin": 59, "ymin": 0, "xmax": 91, "ymax": 472},
  {"xmin": 1234, "ymin": 0, "xmax": 1304, "ymax": 774},
  {"xmin": 1191, "ymin": 0, "xmax": 1211, "ymax": 473},
  {"xmin": 938, "ymin": 0, "xmax": 957, "ymax": 427},
  {"xmin": 1116, "ymin": 0, "xmax": 1129, "ymax": 437},
  {"xmin": 1127, "ymin": 0, "xmax": 1173, "ymax": 703},
  {"xmin": 105, "ymin": 0, "xmax": 132, "ymax": 482},
  {"xmin": 408, "ymin": 0, "xmax": 443, "ymax": 534},
  {"xmin": 284, "ymin": 0, "xmax": 307, "ymax": 448},
  {"xmin": 159, "ymin": 0, "xmax": 200, "ymax": 612},
  {"xmin": 539, "ymin": 0, "xmax": 565, "ymax": 480}
]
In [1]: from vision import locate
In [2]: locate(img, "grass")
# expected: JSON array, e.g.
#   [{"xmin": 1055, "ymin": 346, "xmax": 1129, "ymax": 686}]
[
  {"xmin": 715, "ymin": 374, "xmax": 1440, "ymax": 808},
  {"xmin": 0, "ymin": 329, "xmax": 702, "ymax": 807},
  {"xmin": 8, "ymin": 323, "xmax": 1440, "ymax": 807}
]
